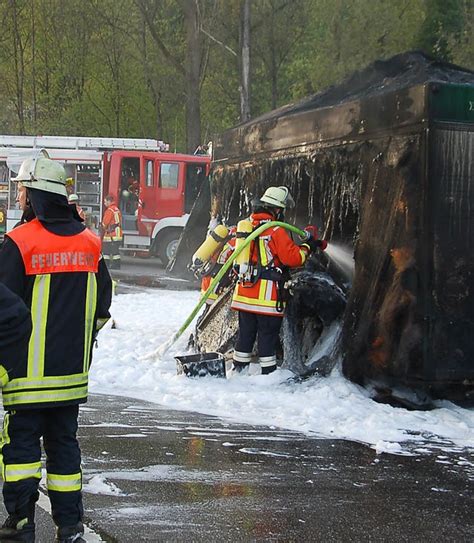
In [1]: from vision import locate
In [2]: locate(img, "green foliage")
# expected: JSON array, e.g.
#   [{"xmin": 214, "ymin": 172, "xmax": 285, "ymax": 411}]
[
  {"xmin": 0, "ymin": 0, "xmax": 471, "ymax": 150},
  {"xmin": 417, "ymin": 0, "xmax": 466, "ymax": 60}
]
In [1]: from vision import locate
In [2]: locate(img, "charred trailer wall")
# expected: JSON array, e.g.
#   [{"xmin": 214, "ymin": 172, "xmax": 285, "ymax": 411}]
[
  {"xmin": 345, "ymin": 85, "xmax": 474, "ymax": 396},
  {"xmin": 425, "ymin": 87, "xmax": 474, "ymax": 390},
  {"xmin": 209, "ymin": 53, "xmax": 474, "ymax": 399}
]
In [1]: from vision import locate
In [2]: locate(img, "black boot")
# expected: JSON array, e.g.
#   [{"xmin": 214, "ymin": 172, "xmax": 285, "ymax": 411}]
[
  {"xmin": 231, "ymin": 362, "xmax": 250, "ymax": 374},
  {"xmin": 0, "ymin": 516, "xmax": 35, "ymax": 542},
  {"xmin": 261, "ymin": 364, "xmax": 277, "ymax": 375},
  {"xmin": 56, "ymin": 522, "xmax": 85, "ymax": 543}
]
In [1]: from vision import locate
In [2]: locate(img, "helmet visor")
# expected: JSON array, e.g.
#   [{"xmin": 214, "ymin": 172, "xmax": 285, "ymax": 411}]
[{"xmin": 284, "ymin": 191, "xmax": 295, "ymax": 209}]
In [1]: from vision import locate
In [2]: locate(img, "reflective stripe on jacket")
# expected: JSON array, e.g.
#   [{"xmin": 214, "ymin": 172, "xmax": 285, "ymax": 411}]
[
  {"xmin": 231, "ymin": 213, "xmax": 308, "ymax": 316},
  {"xmin": 4, "ymin": 220, "xmax": 103, "ymax": 408},
  {"xmin": 102, "ymin": 204, "xmax": 123, "ymax": 241}
]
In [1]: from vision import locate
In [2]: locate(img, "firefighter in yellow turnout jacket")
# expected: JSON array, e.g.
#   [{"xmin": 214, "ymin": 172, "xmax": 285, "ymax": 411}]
[{"xmin": 0, "ymin": 151, "xmax": 112, "ymax": 543}]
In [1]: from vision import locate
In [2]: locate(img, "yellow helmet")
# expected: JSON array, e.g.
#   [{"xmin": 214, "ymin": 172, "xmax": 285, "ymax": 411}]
[
  {"xmin": 260, "ymin": 186, "xmax": 294, "ymax": 209},
  {"xmin": 12, "ymin": 149, "xmax": 67, "ymax": 197}
]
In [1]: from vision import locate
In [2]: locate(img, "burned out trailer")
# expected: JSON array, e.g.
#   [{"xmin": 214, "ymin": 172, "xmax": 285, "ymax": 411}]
[{"xmin": 175, "ymin": 52, "xmax": 474, "ymax": 400}]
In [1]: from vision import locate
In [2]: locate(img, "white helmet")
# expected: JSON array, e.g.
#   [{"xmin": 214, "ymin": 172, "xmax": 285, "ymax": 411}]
[
  {"xmin": 260, "ymin": 186, "xmax": 294, "ymax": 209},
  {"xmin": 12, "ymin": 149, "xmax": 67, "ymax": 197},
  {"xmin": 68, "ymin": 193, "xmax": 79, "ymax": 203}
]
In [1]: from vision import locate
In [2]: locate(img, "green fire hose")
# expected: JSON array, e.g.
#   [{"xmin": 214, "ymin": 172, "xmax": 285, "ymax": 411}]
[{"xmin": 171, "ymin": 220, "xmax": 307, "ymax": 346}]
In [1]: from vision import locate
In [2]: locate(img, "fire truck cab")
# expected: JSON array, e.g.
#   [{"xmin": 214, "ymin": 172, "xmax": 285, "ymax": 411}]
[
  {"xmin": 0, "ymin": 135, "xmax": 210, "ymax": 264},
  {"xmin": 106, "ymin": 150, "xmax": 209, "ymax": 264}
]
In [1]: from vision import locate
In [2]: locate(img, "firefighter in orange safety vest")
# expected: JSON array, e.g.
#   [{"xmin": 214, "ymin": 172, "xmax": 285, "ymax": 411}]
[
  {"xmin": 230, "ymin": 186, "xmax": 327, "ymax": 375},
  {"xmin": 0, "ymin": 150, "xmax": 112, "ymax": 543},
  {"xmin": 101, "ymin": 194, "xmax": 123, "ymax": 270}
]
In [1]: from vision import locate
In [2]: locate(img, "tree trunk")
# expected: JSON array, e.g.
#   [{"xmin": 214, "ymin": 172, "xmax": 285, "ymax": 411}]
[
  {"xmin": 270, "ymin": 4, "xmax": 277, "ymax": 109},
  {"xmin": 31, "ymin": 0, "xmax": 37, "ymax": 126},
  {"xmin": 11, "ymin": 0, "xmax": 25, "ymax": 134},
  {"xmin": 182, "ymin": 0, "xmax": 202, "ymax": 153},
  {"xmin": 239, "ymin": 0, "xmax": 251, "ymax": 122},
  {"xmin": 139, "ymin": 15, "xmax": 164, "ymax": 141}
]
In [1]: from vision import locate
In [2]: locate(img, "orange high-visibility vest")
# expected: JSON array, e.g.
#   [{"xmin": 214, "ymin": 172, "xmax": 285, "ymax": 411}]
[
  {"xmin": 7, "ymin": 218, "xmax": 101, "ymax": 275},
  {"xmin": 231, "ymin": 213, "xmax": 308, "ymax": 316},
  {"xmin": 102, "ymin": 204, "xmax": 123, "ymax": 242}
]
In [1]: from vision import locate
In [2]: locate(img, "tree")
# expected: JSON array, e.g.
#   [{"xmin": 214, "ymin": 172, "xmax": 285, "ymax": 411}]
[
  {"xmin": 0, "ymin": 0, "xmax": 30, "ymax": 134},
  {"xmin": 239, "ymin": 0, "xmax": 251, "ymax": 121},
  {"xmin": 0, "ymin": 0, "xmax": 470, "ymax": 145},
  {"xmin": 136, "ymin": 0, "xmax": 210, "ymax": 152},
  {"xmin": 418, "ymin": 0, "xmax": 466, "ymax": 60}
]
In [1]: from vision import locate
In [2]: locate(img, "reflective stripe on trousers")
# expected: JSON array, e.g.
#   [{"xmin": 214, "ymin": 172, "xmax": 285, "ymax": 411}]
[
  {"xmin": 233, "ymin": 351, "xmax": 252, "ymax": 363},
  {"xmin": 4, "ymin": 462, "xmax": 42, "ymax": 482},
  {"xmin": 0, "ymin": 406, "xmax": 83, "ymax": 527},
  {"xmin": 47, "ymin": 472, "xmax": 82, "ymax": 492},
  {"xmin": 259, "ymin": 355, "xmax": 277, "ymax": 368}
]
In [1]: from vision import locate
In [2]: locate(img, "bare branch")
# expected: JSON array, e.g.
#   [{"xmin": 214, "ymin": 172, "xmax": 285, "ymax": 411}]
[{"xmin": 200, "ymin": 26, "xmax": 237, "ymax": 57}]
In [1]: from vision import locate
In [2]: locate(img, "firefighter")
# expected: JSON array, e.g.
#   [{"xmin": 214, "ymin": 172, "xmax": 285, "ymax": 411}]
[
  {"xmin": 231, "ymin": 186, "xmax": 327, "ymax": 375},
  {"xmin": 0, "ymin": 150, "xmax": 112, "ymax": 543},
  {"xmin": 15, "ymin": 182, "xmax": 35, "ymax": 225},
  {"xmin": 68, "ymin": 193, "xmax": 86, "ymax": 222},
  {"xmin": 101, "ymin": 194, "xmax": 123, "ymax": 270}
]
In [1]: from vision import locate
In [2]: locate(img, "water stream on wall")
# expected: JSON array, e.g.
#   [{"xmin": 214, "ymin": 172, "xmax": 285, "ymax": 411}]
[{"xmin": 324, "ymin": 243, "xmax": 355, "ymax": 282}]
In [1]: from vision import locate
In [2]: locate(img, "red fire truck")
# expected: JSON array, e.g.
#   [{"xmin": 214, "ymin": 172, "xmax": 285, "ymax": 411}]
[{"xmin": 0, "ymin": 135, "xmax": 211, "ymax": 264}]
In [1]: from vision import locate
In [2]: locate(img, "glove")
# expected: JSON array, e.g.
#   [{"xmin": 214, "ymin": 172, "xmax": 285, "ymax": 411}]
[
  {"xmin": 303, "ymin": 225, "xmax": 319, "ymax": 241},
  {"xmin": 303, "ymin": 236, "xmax": 328, "ymax": 252}
]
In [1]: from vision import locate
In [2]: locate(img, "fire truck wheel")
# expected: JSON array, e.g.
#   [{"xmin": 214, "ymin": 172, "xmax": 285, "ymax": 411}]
[{"xmin": 158, "ymin": 228, "xmax": 181, "ymax": 266}]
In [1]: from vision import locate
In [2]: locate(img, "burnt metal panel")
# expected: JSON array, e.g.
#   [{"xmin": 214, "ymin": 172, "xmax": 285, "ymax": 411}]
[
  {"xmin": 214, "ymin": 85, "xmax": 428, "ymax": 164},
  {"xmin": 426, "ymin": 124, "xmax": 474, "ymax": 383}
]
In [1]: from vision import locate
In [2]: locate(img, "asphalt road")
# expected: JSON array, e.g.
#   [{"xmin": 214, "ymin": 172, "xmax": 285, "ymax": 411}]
[
  {"xmin": 0, "ymin": 258, "xmax": 472, "ymax": 542},
  {"xmin": 109, "ymin": 256, "xmax": 199, "ymax": 291},
  {"xmin": 2, "ymin": 394, "xmax": 471, "ymax": 542}
]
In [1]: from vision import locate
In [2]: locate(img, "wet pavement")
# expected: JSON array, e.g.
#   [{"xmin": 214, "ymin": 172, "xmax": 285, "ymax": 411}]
[
  {"xmin": 2, "ymin": 394, "xmax": 471, "ymax": 542},
  {"xmin": 109, "ymin": 256, "xmax": 198, "ymax": 291}
]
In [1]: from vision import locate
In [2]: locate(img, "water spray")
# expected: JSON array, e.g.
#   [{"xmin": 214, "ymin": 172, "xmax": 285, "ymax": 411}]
[
  {"xmin": 324, "ymin": 243, "xmax": 355, "ymax": 281},
  {"xmin": 149, "ymin": 221, "xmax": 309, "ymax": 359}
]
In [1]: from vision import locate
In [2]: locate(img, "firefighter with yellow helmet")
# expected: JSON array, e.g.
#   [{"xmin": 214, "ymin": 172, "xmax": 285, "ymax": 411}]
[
  {"xmin": 0, "ymin": 150, "xmax": 112, "ymax": 542},
  {"xmin": 231, "ymin": 186, "xmax": 327, "ymax": 375}
]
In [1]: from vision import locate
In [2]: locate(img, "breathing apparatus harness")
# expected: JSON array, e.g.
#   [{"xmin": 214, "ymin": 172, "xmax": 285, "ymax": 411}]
[{"xmin": 234, "ymin": 216, "xmax": 291, "ymax": 313}]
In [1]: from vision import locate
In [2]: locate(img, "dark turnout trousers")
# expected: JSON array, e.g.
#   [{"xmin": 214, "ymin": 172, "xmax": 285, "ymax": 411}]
[
  {"xmin": 102, "ymin": 240, "xmax": 121, "ymax": 269},
  {"xmin": 234, "ymin": 311, "xmax": 283, "ymax": 371},
  {"xmin": 0, "ymin": 405, "xmax": 83, "ymax": 527}
]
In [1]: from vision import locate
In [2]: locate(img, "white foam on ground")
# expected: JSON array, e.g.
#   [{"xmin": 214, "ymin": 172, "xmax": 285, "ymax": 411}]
[
  {"xmin": 90, "ymin": 289, "xmax": 474, "ymax": 455},
  {"xmin": 83, "ymin": 475, "xmax": 126, "ymax": 496}
]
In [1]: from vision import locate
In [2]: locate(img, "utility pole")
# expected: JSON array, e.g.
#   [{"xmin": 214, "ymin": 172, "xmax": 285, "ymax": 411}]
[{"xmin": 239, "ymin": 0, "xmax": 251, "ymax": 122}]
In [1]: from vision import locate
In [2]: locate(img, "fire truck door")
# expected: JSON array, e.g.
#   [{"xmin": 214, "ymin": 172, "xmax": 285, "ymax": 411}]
[
  {"xmin": 138, "ymin": 157, "xmax": 158, "ymax": 236},
  {"xmin": 156, "ymin": 161, "xmax": 183, "ymax": 219}
]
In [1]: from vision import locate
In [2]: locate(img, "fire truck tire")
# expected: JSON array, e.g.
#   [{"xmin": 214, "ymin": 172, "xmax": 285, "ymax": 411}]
[{"xmin": 157, "ymin": 228, "xmax": 182, "ymax": 266}]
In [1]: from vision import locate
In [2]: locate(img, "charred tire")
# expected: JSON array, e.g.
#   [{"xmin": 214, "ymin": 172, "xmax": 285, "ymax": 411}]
[{"xmin": 156, "ymin": 228, "xmax": 182, "ymax": 266}]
